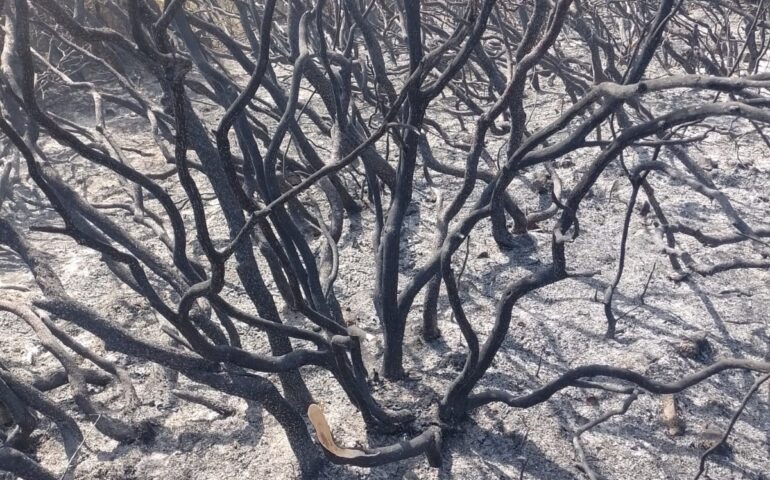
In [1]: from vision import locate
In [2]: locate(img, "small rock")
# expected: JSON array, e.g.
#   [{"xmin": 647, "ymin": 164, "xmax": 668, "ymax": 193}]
[
  {"xmin": 530, "ymin": 170, "xmax": 551, "ymax": 194},
  {"xmin": 697, "ymin": 156, "xmax": 718, "ymax": 171},
  {"xmin": 697, "ymin": 424, "xmax": 731, "ymax": 456},
  {"xmin": 674, "ymin": 332, "xmax": 712, "ymax": 361},
  {"xmin": 477, "ymin": 251, "xmax": 489, "ymax": 259}
]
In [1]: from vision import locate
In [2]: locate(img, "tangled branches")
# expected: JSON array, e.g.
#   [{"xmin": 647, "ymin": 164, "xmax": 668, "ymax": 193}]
[{"xmin": 0, "ymin": 0, "xmax": 769, "ymax": 478}]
